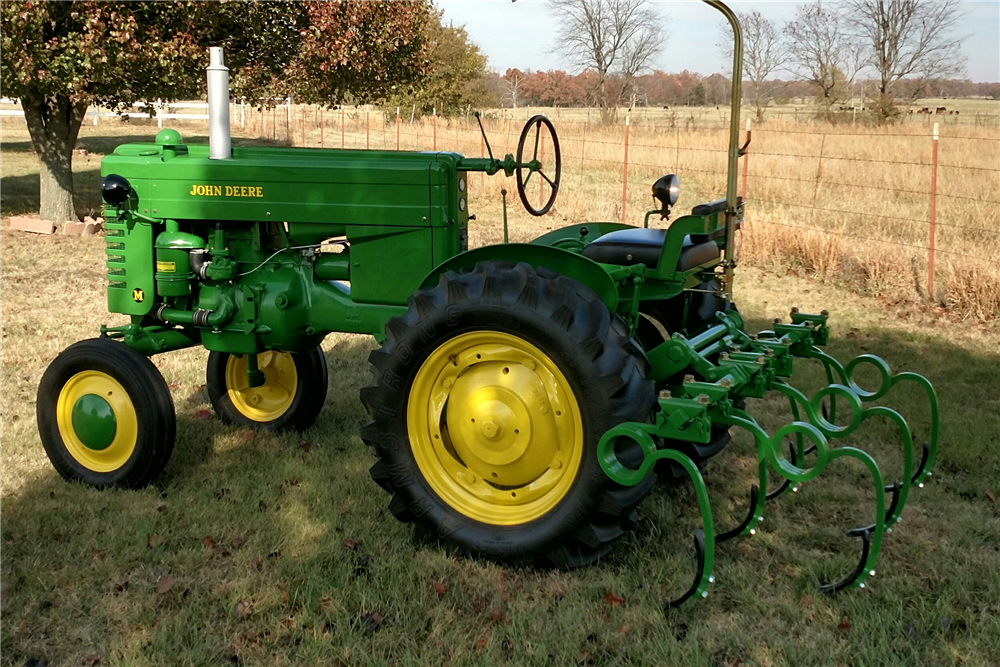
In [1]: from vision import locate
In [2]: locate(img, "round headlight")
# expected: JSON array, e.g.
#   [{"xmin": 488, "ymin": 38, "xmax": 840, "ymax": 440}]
[{"xmin": 652, "ymin": 173, "xmax": 680, "ymax": 209}]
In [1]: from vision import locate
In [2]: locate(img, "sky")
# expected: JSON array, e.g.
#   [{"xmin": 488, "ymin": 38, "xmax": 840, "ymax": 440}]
[{"xmin": 438, "ymin": 0, "xmax": 1000, "ymax": 83}]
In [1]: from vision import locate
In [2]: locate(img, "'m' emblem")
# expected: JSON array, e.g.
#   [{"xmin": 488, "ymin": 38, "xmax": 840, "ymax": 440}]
[{"xmin": 132, "ymin": 288, "xmax": 144, "ymax": 303}]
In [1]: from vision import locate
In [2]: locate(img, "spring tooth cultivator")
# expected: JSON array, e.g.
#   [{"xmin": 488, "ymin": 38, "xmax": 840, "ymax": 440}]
[{"xmin": 37, "ymin": 1, "xmax": 937, "ymax": 608}]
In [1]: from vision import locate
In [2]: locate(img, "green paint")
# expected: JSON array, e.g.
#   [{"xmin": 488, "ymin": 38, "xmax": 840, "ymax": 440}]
[{"xmin": 71, "ymin": 394, "xmax": 117, "ymax": 450}]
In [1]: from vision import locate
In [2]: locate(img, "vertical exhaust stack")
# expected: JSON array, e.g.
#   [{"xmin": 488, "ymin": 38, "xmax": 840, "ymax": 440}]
[{"xmin": 207, "ymin": 47, "xmax": 231, "ymax": 160}]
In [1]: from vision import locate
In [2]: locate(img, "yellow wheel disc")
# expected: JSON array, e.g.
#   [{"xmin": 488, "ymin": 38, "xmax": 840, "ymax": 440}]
[
  {"xmin": 407, "ymin": 331, "xmax": 583, "ymax": 526},
  {"xmin": 56, "ymin": 371, "xmax": 139, "ymax": 472},
  {"xmin": 226, "ymin": 351, "xmax": 297, "ymax": 422}
]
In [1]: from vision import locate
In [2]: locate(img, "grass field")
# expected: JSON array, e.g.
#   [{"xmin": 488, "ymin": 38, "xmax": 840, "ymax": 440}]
[{"xmin": 2, "ymin": 109, "xmax": 1000, "ymax": 666}]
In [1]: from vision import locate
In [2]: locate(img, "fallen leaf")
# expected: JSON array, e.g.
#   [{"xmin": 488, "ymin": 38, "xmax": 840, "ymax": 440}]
[
  {"xmin": 146, "ymin": 533, "xmax": 164, "ymax": 549},
  {"xmin": 318, "ymin": 596, "xmax": 332, "ymax": 610},
  {"xmin": 278, "ymin": 584, "xmax": 290, "ymax": 605},
  {"xmin": 343, "ymin": 537, "xmax": 359, "ymax": 550},
  {"xmin": 616, "ymin": 624, "xmax": 630, "ymax": 635},
  {"xmin": 604, "ymin": 590, "xmax": 625, "ymax": 607},
  {"xmin": 196, "ymin": 408, "xmax": 212, "ymax": 419},
  {"xmin": 114, "ymin": 580, "xmax": 129, "ymax": 594},
  {"xmin": 83, "ymin": 652, "xmax": 101, "ymax": 666},
  {"xmin": 202, "ymin": 535, "xmax": 216, "ymax": 549},
  {"xmin": 429, "ymin": 578, "xmax": 446, "ymax": 598},
  {"xmin": 474, "ymin": 626, "xmax": 493, "ymax": 652},
  {"xmin": 234, "ymin": 599, "xmax": 253, "ymax": 619},
  {"xmin": 356, "ymin": 611, "xmax": 383, "ymax": 634},
  {"xmin": 230, "ymin": 537, "xmax": 246, "ymax": 549},
  {"xmin": 838, "ymin": 618, "xmax": 851, "ymax": 636},
  {"xmin": 577, "ymin": 650, "xmax": 595, "ymax": 665},
  {"xmin": 986, "ymin": 490, "xmax": 997, "ymax": 503},
  {"xmin": 489, "ymin": 606, "xmax": 505, "ymax": 622},
  {"xmin": 154, "ymin": 576, "xmax": 174, "ymax": 595}
]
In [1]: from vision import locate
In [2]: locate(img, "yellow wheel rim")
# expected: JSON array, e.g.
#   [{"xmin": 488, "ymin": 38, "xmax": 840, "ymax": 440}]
[
  {"xmin": 226, "ymin": 351, "xmax": 297, "ymax": 422},
  {"xmin": 56, "ymin": 371, "xmax": 139, "ymax": 472},
  {"xmin": 407, "ymin": 331, "xmax": 583, "ymax": 526}
]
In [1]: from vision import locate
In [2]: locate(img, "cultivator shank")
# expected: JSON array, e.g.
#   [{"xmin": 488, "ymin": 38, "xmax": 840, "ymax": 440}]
[{"xmin": 598, "ymin": 309, "xmax": 939, "ymax": 607}]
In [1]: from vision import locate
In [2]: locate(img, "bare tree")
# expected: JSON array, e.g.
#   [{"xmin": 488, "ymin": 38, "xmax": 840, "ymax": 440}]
[
  {"xmin": 845, "ymin": 0, "xmax": 966, "ymax": 121},
  {"xmin": 719, "ymin": 10, "xmax": 788, "ymax": 122},
  {"xmin": 552, "ymin": 0, "xmax": 664, "ymax": 123},
  {"xmin": 502, "ymin": 68, "xmax": 527, "ymax": 108},
  {"xmin": 786, "ymin": 2, "xmax": 863, "ymax": 114}
]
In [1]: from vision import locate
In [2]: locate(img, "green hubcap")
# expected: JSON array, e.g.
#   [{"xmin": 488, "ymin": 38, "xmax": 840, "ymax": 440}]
[{"xmin": 71, "ymin": 394, "xmax": 118, "ymax": 450}]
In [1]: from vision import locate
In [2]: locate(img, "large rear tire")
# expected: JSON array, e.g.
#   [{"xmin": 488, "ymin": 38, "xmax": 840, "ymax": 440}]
[
  {"xmin": 37, "ymin": 338, "xmax": 176, "ymax": 488},
  {"xmin": 361, "ymin": 262, "xmax": 657, "ymax": 568}
]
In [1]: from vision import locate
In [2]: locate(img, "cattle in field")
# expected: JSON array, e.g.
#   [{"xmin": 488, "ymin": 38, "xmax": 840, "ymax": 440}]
[{"xmin": 936, "ymin": 107, "xmax": 947, "ymax": 114}]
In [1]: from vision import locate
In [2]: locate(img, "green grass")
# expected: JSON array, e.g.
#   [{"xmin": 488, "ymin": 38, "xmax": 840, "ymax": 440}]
[{"xmin": 2, "ymin": 120, "xmax": 1000, "ymax": 667}]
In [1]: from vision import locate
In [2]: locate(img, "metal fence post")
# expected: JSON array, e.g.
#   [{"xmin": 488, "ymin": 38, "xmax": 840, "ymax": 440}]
[
  {"xmin": 928, "ymin": 122, "xmax": 939, "ymax": 299},
  {"xmin": 621, "ymin": 110, "xmax": 631, "ymax": 223},
  {"xmin": 741, "ymin": 119, "xmax": 750, "ymax": 203}
]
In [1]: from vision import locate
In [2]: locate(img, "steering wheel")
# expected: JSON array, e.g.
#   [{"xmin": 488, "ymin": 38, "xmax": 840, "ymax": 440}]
[{"xmin": 515, "ymin": 115, "xmax": 561, "ymax": 216}]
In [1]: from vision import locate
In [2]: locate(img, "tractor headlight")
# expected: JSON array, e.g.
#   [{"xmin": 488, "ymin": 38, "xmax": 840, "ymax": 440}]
[{"xmin": 652, "ymin": 174, "xmax": 680, "ymax": 210}]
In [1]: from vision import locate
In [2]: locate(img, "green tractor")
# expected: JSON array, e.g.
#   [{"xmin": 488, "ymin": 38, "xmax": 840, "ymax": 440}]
[{"xmin": 37, "ymin": 1, "xmax": 938, "ymax": 606}]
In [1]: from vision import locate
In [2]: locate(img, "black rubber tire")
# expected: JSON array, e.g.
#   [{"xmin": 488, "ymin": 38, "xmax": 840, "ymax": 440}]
[
  {"xmin": 207, "ymin": 348, "xmax": 328, "ymax": 431},
  {"xmin": 360, "ymin": 261, "xmax": 657, "ymax": 569},
  {"xmin": 37, "ymin": 338, "xmax": 176, "ymax": 488}
]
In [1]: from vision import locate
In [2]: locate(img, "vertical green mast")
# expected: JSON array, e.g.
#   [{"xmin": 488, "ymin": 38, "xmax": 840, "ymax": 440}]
[{"xmin": 702, "ymin": 0, "xmax": 743, "ymax": 299}]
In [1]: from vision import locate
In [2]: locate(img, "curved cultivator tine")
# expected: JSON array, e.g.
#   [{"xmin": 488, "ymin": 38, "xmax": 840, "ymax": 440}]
[
  {"xmin": 852, "ymin": 480, "xmax": 901, "ymax": 535},
  {"xmin": 716, "ymin": 484, "xmax": 760, "ymax": 542},
  {"xmin": 819, "ymin": 529, "xmax": 872, "ymax": 594},
  {"xmin": 597, "ymin": 422, "xmax": 717, "ymax": 608},
  {"xmin": 666, "ymin": 528, "xmax": 708, "ymax": 609}
]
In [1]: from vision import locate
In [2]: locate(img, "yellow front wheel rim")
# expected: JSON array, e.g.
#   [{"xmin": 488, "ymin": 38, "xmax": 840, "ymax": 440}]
[
  {"xmin": 226, "ymin": 351, "xmax": 298, "ymax": 422},
  {"xmin": 56, "ymin": 371, "xmax": 139, "ymax": 472},
  {"xmin": 407, "ymin": 331, "xmax": 583, "ymax": 526}
]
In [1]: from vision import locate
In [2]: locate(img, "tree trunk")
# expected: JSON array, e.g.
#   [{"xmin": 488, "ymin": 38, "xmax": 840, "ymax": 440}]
[{"xmin": 21, "ymin": 95, "xmax": 88, "ymax": 223}]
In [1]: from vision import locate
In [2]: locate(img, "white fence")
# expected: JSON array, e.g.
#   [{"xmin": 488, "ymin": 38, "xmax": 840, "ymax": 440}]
[{"xmin": 0, "ymin": 97, "xmax": 291, "ymax": 128}]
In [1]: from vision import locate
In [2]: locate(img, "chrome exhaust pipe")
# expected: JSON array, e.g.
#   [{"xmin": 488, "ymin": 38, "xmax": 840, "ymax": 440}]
[{"xmin": 207, "ymin": 47, "xmax": 231, "ymax": 160}]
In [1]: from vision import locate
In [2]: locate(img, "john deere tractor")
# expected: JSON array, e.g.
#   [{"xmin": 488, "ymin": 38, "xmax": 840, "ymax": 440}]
[{"xmin": 37, "ymin": 1, "xmax": 938, "ymax": 606}]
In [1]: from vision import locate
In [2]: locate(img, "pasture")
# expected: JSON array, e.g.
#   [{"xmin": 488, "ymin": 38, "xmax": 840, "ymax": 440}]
[{"xmin": 2, "ymin": 107, "xmax": 999, "ymax": 666}]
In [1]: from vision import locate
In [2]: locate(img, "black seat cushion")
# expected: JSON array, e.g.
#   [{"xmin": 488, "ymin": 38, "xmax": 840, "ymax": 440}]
[{"xmin": 581, "ymin": 227, "xmax": 720, "ymax": 271}]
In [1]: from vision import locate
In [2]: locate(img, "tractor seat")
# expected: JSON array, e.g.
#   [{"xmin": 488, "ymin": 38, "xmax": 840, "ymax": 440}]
[{"xmin": 581, "ymin": 228, "xmax": 720, "ymax": 271}]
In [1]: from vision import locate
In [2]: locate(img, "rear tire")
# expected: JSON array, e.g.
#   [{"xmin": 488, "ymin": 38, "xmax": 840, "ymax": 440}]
[
  {"xmin": 37, "ymin": 338, "xmax": 176, "ymax": 488},
  {"xmin": 207, "ymin": 348, "xmax": 328, "ymax": 431},
  {"xmin": 361, "ymin": 261, "xmax": 657, "ymax": 568}
]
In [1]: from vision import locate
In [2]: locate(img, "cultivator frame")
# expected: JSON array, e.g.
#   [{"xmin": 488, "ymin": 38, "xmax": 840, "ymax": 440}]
[{"xmin": 598, "ymin": 307, "xmax": 939, "ymax": 607}]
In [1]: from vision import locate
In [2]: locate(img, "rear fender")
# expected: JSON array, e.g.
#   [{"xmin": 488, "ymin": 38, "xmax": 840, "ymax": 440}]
[{"xmin": 421, "ymin": 243, "xmax": 619, "ymax": 312}]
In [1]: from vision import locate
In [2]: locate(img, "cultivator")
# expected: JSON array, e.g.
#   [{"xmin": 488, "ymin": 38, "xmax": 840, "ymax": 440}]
[
  {"xmin": 599, "ymin": 307, "xmax": 939, "ymax": 606},
  {"xmin": 35, "ymin": 0, "xmax": 939, "ymax": 610}
]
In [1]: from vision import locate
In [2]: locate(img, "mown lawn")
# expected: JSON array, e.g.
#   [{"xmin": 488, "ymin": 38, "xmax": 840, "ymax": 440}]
[{"xmin": 2, "ymin": 122, "xmax": 999, "ymax": 667}]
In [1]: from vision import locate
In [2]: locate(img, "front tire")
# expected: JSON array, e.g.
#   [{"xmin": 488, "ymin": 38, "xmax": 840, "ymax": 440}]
[
  {"xmin": 207, "ymin": 348, "xmax": 328, "ymax": 431},
  {"xmin": 361, "ymin": 262, "xmax": 656, "ymax": 569},
  {"xmin": 37, "ymin": 338, "xmax": 176, "ymax": 488}
]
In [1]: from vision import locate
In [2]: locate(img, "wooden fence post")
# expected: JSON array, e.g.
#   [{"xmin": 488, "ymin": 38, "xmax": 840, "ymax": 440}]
[
  {"xmin": 396, "ymin": 107, "xmax": 400, "ymax": 150},
  {"xmin": 928, "ymin": 123, "xmax": 939, "ymax": 299},
  {"xmin": 621, "ymin": 110, "xmax": 631, "ymax": 224}
]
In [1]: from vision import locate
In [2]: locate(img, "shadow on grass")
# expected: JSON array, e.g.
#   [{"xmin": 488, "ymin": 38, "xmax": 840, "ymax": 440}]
[
  {"xmin": 2, "ymin": 325, "xmax": 999, "ymax": 666},
  {"xmin": 0, "ymin": 169, "xmax": 104, "ymax": 219}
]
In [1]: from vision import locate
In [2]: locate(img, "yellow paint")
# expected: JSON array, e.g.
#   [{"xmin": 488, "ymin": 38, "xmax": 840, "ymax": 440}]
[
  {"xmin": 189, "ymin": 184, "xmax": 264, "ymax": 197},
  {"xmin": 56, "ymin": 371, "xmax": 138, "ymax": 472},
  {"xmin": 226, "ymin": 351, "xmax": 297, "ymax": 421},
  {"xmin": 407, "ymin": 331, "xmax": 583, "ymax": 525},
  {"xmin": 156, "ymin": 261, "xmax": 176, "ymax": 272}
]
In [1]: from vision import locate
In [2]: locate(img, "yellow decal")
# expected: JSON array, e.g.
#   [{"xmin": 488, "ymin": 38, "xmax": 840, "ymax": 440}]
[
  {"xmin": 156, "ymin": 261, "xmax": 176, "ymax": 273},
  {"xmin": 132, "ymin": 288, "xmax": 145, "ymax": 303},
  {"xmin": 189, "ymin": 184, "xmax": 264, "ymax": 197}
]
